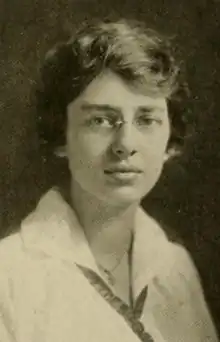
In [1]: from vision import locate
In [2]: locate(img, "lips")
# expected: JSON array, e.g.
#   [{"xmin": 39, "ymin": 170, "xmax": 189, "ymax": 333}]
[
  {"xmin": 104, "ymin": 166, "xmax": 142, "ymax": 183},
  {"xmin": 104, "ymin": 166, "xmax": 142, "ymax": 174}
]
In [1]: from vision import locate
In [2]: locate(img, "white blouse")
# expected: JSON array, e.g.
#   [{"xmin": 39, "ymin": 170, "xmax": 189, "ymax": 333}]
[{"xmin": 0, "ymin": 188, "xmax": 218, "ymax": 342}]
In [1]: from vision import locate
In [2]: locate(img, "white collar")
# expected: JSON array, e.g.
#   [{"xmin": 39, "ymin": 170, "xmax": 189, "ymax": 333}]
[{"xmin": 21, "ymin": 188, "xmax": 173, "ymax": 297}]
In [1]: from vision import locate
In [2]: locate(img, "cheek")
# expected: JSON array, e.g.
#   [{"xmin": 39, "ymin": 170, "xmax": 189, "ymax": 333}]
[
  {"xmin": 141, "ymin": 151, "xmax": 165, "ymax": 193},
  {"xmin": 142, "ymin": 128, "xmax": 169, "ymax": 158},
  {"xmin": 67, "ymin": 131, "xmax": 109, "ymax": 169},
  {"xmin": 144, "ymin": 152, "xmax": 164, "ymax": 177},
  {"xmin": 141, "ymin": 137, "xmax": 167, "ymax": 177}
]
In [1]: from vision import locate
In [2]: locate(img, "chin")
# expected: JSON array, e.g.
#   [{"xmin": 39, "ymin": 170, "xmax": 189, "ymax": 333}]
[{"xmin": 102, "ymin": 186, "xmax": 146, "ymax": 206}]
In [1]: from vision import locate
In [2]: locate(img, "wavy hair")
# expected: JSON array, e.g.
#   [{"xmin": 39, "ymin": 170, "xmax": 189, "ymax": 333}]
[{"xmin": 36, "ymin": 19, "xmax": 190, "ymax": 153}]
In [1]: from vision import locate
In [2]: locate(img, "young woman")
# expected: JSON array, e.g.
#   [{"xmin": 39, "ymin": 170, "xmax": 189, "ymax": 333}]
[{"xmin": 0, "ymin": 19, "xmax": 218, "ymax": 341}]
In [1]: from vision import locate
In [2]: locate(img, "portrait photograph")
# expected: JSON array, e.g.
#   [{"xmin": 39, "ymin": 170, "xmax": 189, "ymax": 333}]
[{"xmin": 0, "ymin": 0, "xmax": 220, "ymax": 341}]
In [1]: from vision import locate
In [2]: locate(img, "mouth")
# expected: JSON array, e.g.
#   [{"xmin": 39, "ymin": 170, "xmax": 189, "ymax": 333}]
[
  {"xmin": 104, "ymin": 167, "xmax": 143, "ymax": 182},
  {"xmin": 104, "ymin": 166, "xmax": 142, "ymax": 174}
]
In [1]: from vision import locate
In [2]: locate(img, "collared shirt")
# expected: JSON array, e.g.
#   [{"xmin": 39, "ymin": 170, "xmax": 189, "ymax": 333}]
[{"xmin": 0, "ymin": 188, "xmax": 218, "ymax": 342}]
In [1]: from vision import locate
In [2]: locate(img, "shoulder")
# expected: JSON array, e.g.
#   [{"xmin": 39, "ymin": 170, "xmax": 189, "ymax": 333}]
[
  {"xmin": 169, "ymin": 243, "xmax": 199, "ymax": 280},
  {"xmin": 0, "ymin": 232, "xmax": 26, "ymax": 304},
  {"xmin": 0, "ymin": 231, "xmax": 26, "ymax": 276},
  {"xmin": 156, "ymin": 241, "xmax": 203, "ymax": 299},
  {"xmin": 137, "ymin": 208, "xmax": 198, "ymax": 278},
  {"xmin": 0, "ymin": 232, "xmax": 24, "ymax": 259}
]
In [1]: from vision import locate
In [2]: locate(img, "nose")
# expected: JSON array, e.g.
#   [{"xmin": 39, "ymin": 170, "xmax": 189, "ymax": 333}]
[{"xmin": 111, "ymin": 122, "xmax": 137, "ymax": 159}]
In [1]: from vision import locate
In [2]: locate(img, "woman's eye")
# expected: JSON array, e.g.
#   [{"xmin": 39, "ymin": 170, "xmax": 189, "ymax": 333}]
[
  {"xmin": 137, "ymin": 115, "xmax": 162, "ymax": 127},
  {"xmin": 89, "ymin": 116, "xmax": 113, "ymax": 128}
]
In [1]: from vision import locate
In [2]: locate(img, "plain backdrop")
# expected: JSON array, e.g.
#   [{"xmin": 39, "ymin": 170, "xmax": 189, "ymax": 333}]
[{"xmin": 0, "ymin": 0, "xmax": 220, "ymax": 333}]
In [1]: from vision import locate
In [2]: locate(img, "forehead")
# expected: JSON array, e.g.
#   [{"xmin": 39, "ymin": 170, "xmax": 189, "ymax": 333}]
[{"xmin": 73, "ymin": 70, "xmax": 167, "ymax": 111}]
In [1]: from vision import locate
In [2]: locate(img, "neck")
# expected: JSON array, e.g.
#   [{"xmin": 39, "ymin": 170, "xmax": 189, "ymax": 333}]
[{"xmin": 69, "ymin": 181, "xmax": 139, "ymax": 270}]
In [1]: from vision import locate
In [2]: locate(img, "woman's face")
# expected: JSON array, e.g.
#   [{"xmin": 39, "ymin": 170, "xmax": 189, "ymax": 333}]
[{"xmin": 66, "ymin": 70, "xmax": 170, "ymax": 205}]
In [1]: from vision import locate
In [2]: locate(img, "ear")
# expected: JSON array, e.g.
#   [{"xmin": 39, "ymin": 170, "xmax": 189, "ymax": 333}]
[
  {"xmin": 164, "ymin": 146, "xmax": 182, "ymax": 162},
  {"xmin": 54, "ymin": 146, "xmax": 67, "ymax": 158}
]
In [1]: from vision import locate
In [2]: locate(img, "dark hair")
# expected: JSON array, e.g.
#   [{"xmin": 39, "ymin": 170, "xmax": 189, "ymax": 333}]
[{"xmin": 36, "ymin": 19, "xmax": 190, "ymax": 153}]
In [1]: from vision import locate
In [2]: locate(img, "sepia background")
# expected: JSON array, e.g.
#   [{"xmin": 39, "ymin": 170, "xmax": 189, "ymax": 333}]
[{"xmin": 1, "ymin": 0, "xmax": 220, "ymax": 332}]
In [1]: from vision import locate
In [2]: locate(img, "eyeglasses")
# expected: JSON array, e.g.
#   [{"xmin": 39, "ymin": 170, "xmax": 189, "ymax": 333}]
[{"xmin": 114, "ymin": 119, "xmax": 129, "ymax": 129}]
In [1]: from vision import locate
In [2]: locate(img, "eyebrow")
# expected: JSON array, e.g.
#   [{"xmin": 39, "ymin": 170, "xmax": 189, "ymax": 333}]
[
  {"xmin": 81, "ymin": 103, "xmax": 121, "ymax": 114},
  {"xmin": 80, "ymin": 103, "xmax": 165, "ymax": 116},
  {"xmin": 138, "ymin": 105, "xmax": 165, "ymax": 113}
]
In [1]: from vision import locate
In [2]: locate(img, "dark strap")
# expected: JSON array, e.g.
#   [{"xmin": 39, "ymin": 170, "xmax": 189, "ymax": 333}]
[
  {"xmin": 77, "ymin": 264, "xmax": 154, "ymax": 342},
  {"xmin": 134, "ymin": 286, "xmax": 149, "ymax": 319}
]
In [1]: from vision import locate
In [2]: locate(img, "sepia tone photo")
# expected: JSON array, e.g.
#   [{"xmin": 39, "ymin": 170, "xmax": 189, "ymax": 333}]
[{"xmin": 0, "ymin": 0, "xmax": 220, "ymax": 341}]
